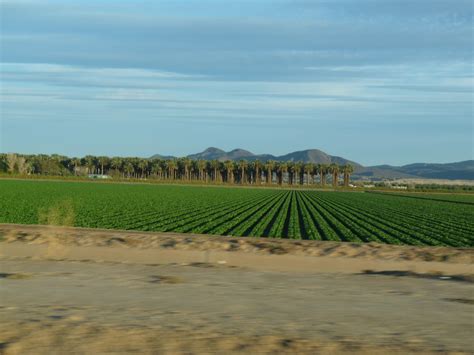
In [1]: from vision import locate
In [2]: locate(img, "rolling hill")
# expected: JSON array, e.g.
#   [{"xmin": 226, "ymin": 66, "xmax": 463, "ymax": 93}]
[
  {"xmin": 361, "ymin": 161, "xmax": 474, "ymax": 180},
  {"xmin": 151, "ymin": 148, "xmax": 473, "ymax": 181},
  {"xmin": 158, "ymin": 147, "xmax": 361, "ymax": 166}
]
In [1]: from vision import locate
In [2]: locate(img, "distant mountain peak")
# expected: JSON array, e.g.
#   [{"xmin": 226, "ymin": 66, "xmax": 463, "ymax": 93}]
[
  {"xmin": 203, "ymin": 147, "xmax": 225, "ymax": 154},
  {"xmin": 150, "ymin": 148, "xmax": 473, "ymax": 181},
  {"xmin": 229, "ymin": 148, "xmax": 253, "ymax": 155},
  {"xmin": 187, "ymin": 147, "xmax": 227, "ymax": 161}
]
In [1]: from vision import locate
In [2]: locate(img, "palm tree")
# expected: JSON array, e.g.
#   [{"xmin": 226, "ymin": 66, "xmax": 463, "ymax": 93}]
[
  {"xmin": 150, "ymin": 160, "xmax": 162, "ymax": 179},
  {"xmin": 295, "ymin": 161, "xmax": 304, "ymax": 185},
  {"xmin": 97, "ymin": 156, "xmax": 109, "ymax": 176},
  {"xmin": 318, "ymin": 164, "xmax": 328, "ymax": 187},
  {"xmin": 224, "ymin": 160, "xmax": 234, "ymax": 183},
  {"xmin": 137, "ymin": 159, "xmax": 148, "ymax": 179},
  {"xmin": 130, "ymin": 158, "xmax": 141, "ymax": 178},
  {"xmin": 232, "ymin": 161, "xmax": 239, "ymax": 183},
  {"xmin": 277, "ymin": 162, "xmax": 288, "ymax": 185},
  {"xmin": 254, "ymin": 160, "xmax": 262, "ymax": 185},
  {"xmin": 164, "ymin": 160, "xmax": 174, "ymax": 180},
  {"xmin": 124, "ymin": 161, "xmax": 134, "ymax": 178},
  {"xmin": 197, "ymin": 160, "xmax": 207, "ymax": 181},
  {"xmin": 329, "ymin": 163, "xmax": 340, "ymax": 188},
  {"xmin": 181, "ymin": 158, "xmax": 192, "ymax": 181},
  {"xmin": 238, "ymin": 160, "xmax": 248, "ymax": 184},
  {"xmin": 248, "ymin": 161, "xmax": 255, "ymax": 184},
  {"xmin": 303, "ymin": 163, "xmax": 313, "ymax": 185},
  {"xmin": 191, "ymin": 160, "xmax": 199, "ymax": 181},
  {"xmin": 342, "ymin": 164, "xmax": 354, "ymax": 187},
  {"xmin": 110, "ymin": 157, "xmax": 123, "ymax": 177},
  {"xmin": 264, "ymin": 160, "xmax": 275, "ymax": 184},
  {"xmin": 311, "ymin": 163, "xmax": 320, "ymax": 185},
  {"xmin": 157, "ymin": 160, "xmax": 165, "ymax": 179},
  {"xmin": 84, "ymin": 155, "xmax": 97, "ymax": 175},
  {"xmin": 71, "ymin": 158, "xmax": 82, "ymax": 176},
  {"xmin": 210, "ymin": 160, "xmax": 220, "ymax": 183},
  {"xmin": 287, "ymin": 162, "xmax": 296, "ymax": 185}
]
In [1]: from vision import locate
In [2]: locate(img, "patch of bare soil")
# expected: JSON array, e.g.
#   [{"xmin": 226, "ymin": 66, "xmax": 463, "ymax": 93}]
[
  {"xmin": 1, "ymin": 224, "xmax": 473, "ymax": 354},
  {"xmin": 0, "ymin": 321, "xmax": 452, "ymax": 355},
  {"xmin": 1, "ymin": 224, "xmax": 472, "ymax": 264},
  {"xmin": 1, "ymin": 259, "xmax": 473, "ymax": 354}
]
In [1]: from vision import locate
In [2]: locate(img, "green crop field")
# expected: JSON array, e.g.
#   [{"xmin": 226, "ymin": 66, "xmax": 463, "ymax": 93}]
[{"xmin": 1, "ymin": 180, "xmax": 473, "ymax": 247}]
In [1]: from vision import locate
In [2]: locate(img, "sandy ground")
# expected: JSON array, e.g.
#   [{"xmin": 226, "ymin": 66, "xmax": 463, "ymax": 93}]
[{"xmin": 0, "ymin": 224, "xmax": 473, "ymax": 354}]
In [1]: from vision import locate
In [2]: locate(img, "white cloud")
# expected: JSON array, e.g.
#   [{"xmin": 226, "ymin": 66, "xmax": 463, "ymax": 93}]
[{"xmin": 0, "ymin": 62, "xmax": 201, "ymax": 79}]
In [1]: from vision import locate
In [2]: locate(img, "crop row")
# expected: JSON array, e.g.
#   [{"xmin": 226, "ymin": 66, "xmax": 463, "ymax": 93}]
[{"xmin": 0, "ymin": 180, "xmax": 472, "ymax": 247}]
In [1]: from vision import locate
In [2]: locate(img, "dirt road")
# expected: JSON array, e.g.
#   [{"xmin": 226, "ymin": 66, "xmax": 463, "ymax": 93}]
[{"xmin": 0, "ymin": 225, "xmax": 473, "ymax": 354}]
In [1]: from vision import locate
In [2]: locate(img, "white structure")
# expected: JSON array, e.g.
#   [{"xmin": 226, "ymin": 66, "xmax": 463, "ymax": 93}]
[{"xmin": 88, "ymin": 174, "xmax": 111, "ymax": 179}]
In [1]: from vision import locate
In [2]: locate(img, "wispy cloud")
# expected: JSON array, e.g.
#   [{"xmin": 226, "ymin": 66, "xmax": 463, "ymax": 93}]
[{"xmin": 0, "ymin": 62, "xmax": 201, "ymax": 79}]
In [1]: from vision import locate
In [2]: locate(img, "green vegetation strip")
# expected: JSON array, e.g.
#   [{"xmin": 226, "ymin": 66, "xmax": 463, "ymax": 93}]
[{"xmin": 1, "ymin": 180, "xmax": 472, "ymax": 247}]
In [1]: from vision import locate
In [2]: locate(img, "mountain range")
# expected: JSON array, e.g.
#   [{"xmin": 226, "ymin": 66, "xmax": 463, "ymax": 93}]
[{"xmin": 151, "ymin": 147, "xmax": 474, "ymax": 181}]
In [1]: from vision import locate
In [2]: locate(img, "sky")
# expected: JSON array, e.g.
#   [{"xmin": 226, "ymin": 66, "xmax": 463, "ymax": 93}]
[{"xmin": 0, "ymin": 0, "xmax": 472, "ymax": 166}]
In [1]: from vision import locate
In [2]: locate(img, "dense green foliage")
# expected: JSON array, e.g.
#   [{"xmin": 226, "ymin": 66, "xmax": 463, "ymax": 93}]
[
  {"xmin": 0, "ymin": 153, "xmax": 352, "ymax": 187},
  {"xmin": 1, "ymin": 180, "xmax": 473, "ymax": 247}
]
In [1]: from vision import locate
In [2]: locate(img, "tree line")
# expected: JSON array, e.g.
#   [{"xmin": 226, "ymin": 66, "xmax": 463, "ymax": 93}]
[{"xmin": 0, "ymin": 153, "xmax": 354, "ymax": 187}]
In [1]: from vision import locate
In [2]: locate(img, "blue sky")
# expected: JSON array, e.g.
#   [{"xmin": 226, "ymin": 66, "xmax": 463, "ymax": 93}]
[{"xmin": 0, "ymin": 0, "xmax": 472, "ymax": 166}]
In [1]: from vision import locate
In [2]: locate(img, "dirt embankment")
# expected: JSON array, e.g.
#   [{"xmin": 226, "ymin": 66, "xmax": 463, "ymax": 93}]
[
  {"xmin": 1, "ymin": 223, "xmax": 472, "ymax": 263},
  {"xmin": 1, "ymin": 224, "xmax": 473, "ymax": 354}
]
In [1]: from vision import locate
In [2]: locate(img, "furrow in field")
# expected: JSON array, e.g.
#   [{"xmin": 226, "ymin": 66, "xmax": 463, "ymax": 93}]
[
  {"xmin": 162, "ymin": 192, "xmax": 281, "ymax": 234},
  {"xmin": 308, "ymin": 192, "xmax": 433, "ymax": 246},
  {"xmin": 309, "ymin": 193, "xmax": 457, "ymax": 247},
  {"xmin": 356, "ymin": 193, "xmax": 474, "ymax": 235},
  {"xmin": 287, "ymin": 192, "xmax": 303, "ymax": 239},
  {"xmin": 350, "ymin": 196, "xmax": 474, "ymax": 245},
  {"xmin": 304, "ymin": 192, "xmax": 416, "ymax": 245},
  {"xmin": 143, "ymin": 193, "xmax": 273, "ymax": 232},
  {"xmin": 299, "ymin": 192, "xmax": 360, "ymax": 242},
  {"xmin": 230, "ymin": 192, "xmax": 288, "ymax": 237},
  {"xmin": 304, "ymin": 193, "xmax": 365, "ymax": 243},
  {"xmin": 314, "ymin": 193, "xmax": 470, "ymax": 247},
  {"xmin": 75, "ymin": 197, "xmax": 218, "ymax": 228},
  {"xmin": 297, "ymin": 192, "xmax": 340, "ymax": 241},
  {"xmin": 266, "ymin": 192, "xmax": 293, "ymax": 238},
  {"xmin": 281, "ymin": 192, "xmax": 295, "ymax": 238},
  {"xmin": 247, "ymin": 191, "xmax": 291, "ymax": 238},
  {"xmin": 201, "ymin": 192, "xmax": 286, "ymax": 236},
  {"xmin": 294, "ymin": 192, "xmax": 323, "ymax": 240},
  {"xmin": 294, "ymin": 192, "xmax": 314, "ymax": 240},
  {"xmin": 374, "ymin": 207, "xmax": 474, "ymax": 238},
  {"xmin": 301, "ymin": 192, "xmax": 386, "ymax": 243},
  {"xmin": 112, "ymin": 193, "xmax": 268, "ymax": 230},
  {"xmin": 367, "ymin": 191, "xmax": 474, "ymax": 206},
  {"xmin": 260, "ymin": 192, "xmax": 292, "ymax": 238},
  {"xmin": 360, "ymin": 193, "xmax": 474, "ymax": 234}
]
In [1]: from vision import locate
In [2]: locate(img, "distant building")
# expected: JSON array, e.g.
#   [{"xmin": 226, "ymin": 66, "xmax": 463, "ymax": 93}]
[
  {"xmin": 88, "ymin": 174, "xmax": 111, "ymax": 179},
  {"xmin": 391, "ymin": 185, "xmax": 408, "ymax": 190}
]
